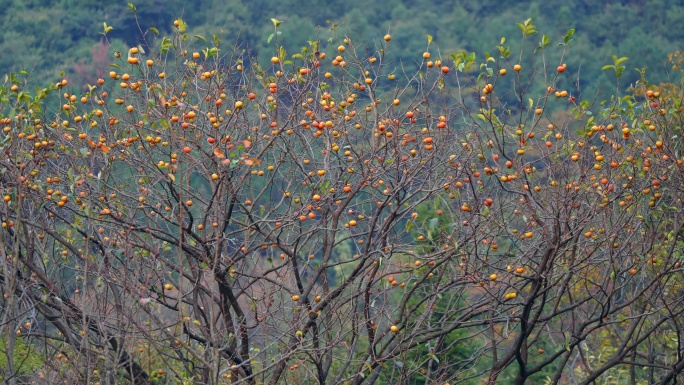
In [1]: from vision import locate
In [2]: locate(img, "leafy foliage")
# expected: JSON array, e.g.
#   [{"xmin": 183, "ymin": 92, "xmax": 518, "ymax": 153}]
[{"xmin": 0, "ymin": 0, "xmax": 682, "ymax": 101}]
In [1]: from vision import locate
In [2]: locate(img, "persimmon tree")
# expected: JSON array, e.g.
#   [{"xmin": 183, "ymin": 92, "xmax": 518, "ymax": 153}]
[{"xmin": 1, "ymin": 16, "xmax": 683, "ymax": 385}]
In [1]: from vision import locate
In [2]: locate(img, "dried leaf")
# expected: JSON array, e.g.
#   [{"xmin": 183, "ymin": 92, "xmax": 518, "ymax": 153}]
[
  {"xmin": 213, "ymin": 148, "xmax": 225, "ymax": 159},
  {"xmin": 243, "ymin": 157, "xmax": 261, "ymax": 167}
]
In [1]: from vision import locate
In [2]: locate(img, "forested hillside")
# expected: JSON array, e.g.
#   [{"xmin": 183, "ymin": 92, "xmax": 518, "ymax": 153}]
[{"xmin": 1, "ymin": 0, "xmax": 682, "ymax": 98}]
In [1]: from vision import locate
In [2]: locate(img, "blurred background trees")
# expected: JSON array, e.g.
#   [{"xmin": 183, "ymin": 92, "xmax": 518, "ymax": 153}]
[{"xmin": 0, "ymin": 0, "xmax": 682, "ymax": 102}]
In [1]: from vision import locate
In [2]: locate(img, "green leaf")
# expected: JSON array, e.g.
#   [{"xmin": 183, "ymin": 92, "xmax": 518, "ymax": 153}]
[
  {"xmin": 148, "ymin": 27, "xmax": 159, "ymax": 35},
  {"xmin": 564, "ymin": 29, "xmax": 575, "ymax": 43},
  {"xmin": 103, "ymin": 22, "xmax": 113, "ymax": 34},
  {"xmin": 194, "ymin": 35, "xmax": 207, "ymax": 42},
  {"xmin": 267, "ymin": 33, "xmax": 274, "ymax": 44},
  {"xmin": 160, "ymin": 37, "xmax": 172, "ymax": 54},
  {"xmin": 427, "ymin": 34, "xmax": 433, "ymax": 45},
  {"xmin": 429, "ymin": 217, "xmax": 439, "ymax": 231},
  {"xmin": 450, "ymin": 52, "xmax": 460, "ymax": 64},
  {"xmin": 542, "ymin": 34, "xmax": 550, "ymax": 47},
  {"xmin": 271, "ymin": 18, "xmax": 283, "ymax": 29},
  {"xmin": 177, "ymin": 18, "xmax": 187, "ymax": 32},
  {"xmin": 206, "ymin": 47, "xmax": 219, "ymax": 58},
  {"xmin": 602, "ymin": 56, "xmax": 629, "ymax": 78},
  {"xmin": 516, "ymin": 19, "xmax": 537, "ymax": 36},
  {"xmin": 127, "ymin": 2, "xmax": 136, "ymax": 12},
  {"xmin": 498, "ymin": 45, "xmax": 511, "ymax": 59}
]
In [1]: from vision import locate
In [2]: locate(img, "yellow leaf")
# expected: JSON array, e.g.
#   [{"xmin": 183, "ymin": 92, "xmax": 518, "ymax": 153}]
[{"xmin": 168, "ymin": 174, "xmax": 175, "ymax": 182}]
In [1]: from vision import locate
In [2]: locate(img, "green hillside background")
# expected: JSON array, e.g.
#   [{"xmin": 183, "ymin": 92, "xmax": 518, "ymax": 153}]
[{"xmin": 1, "ymin": 0, "xmax": 682, "ymax": 97}]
